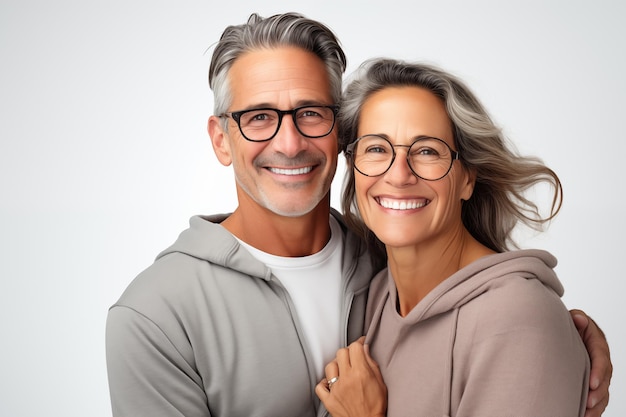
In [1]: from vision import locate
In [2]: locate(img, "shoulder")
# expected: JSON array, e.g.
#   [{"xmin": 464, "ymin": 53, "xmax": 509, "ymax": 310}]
[
  {"xmin": 113, "ymin": 247, "xmax": 263, "ymax": 317},
  {"xmin": 460, "ymin": 269, "xmax": 574, "ymax": 344}
]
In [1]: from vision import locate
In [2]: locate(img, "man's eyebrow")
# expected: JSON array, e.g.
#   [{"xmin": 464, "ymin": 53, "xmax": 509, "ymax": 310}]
[{"xmin": 231, "ymin": 103, "xmax": 275, "ymax": 112}]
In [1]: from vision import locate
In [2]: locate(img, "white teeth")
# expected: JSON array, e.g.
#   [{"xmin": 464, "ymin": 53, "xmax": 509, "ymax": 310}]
[
  {"xmin": 378, "ymin": 198, "xmax": 428, "ymax": 210},
  {"xmin": 269, "ymin": 166, "xmax": 313, "ymax": 176}
]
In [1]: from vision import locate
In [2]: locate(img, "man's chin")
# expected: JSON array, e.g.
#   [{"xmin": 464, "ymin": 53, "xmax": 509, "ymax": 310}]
[
  {"xmin": 263, "ymin": 194, "xmax": 328, "ymax": 218},
  {"xmin": 266, "ymin": 204, "xmax": 318, "ymax": 218}
]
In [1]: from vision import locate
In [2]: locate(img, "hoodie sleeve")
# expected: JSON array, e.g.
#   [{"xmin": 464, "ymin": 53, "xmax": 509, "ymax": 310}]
[
  {"xmin": 106, "ymin": 306, "xmax": 210, "ymax": 417},
  {"xmin": 452, "ymin": 276, "xmax": 590, "ymax": 417}
]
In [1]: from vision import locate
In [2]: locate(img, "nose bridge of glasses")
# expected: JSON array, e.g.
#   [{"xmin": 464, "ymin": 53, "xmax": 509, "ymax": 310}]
[
  {"xmin": 281, "ymin": 108, "xmax": 299, "ymax": 129},
  {"xmin": 389, "ymin": 145, "xmax": 414, "ymax": 172},
  {"xmin": 268, "ymin": 110, "xmax": 311, "ymax": 155},
  {"xmin": 276, "ymin": 108, "xmax": 306, "ymax": 138},
  {"xmin": 393, "ymin": 143, "xmax": 412, "ymax": 154}
]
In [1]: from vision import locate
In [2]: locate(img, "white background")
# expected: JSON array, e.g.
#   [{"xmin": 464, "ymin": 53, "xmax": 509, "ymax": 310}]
[{"xmin": 1, "ymin": 1, "xmax": 623, "ymax": 416}]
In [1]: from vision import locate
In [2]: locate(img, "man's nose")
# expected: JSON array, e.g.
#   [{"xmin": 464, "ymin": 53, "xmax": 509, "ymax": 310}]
[{"xmin": 270, "ymin": 116, "xmax": 309, "ymax": 157}]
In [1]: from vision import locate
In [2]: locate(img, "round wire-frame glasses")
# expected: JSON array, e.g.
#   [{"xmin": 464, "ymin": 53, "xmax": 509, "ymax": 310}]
[{"xmin": 346, "ymin": 134, "xmax": 460, "ymax": 181}]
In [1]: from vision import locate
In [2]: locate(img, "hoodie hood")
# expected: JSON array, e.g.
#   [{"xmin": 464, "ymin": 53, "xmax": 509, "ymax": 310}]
[
  {"xmin": 155, "ymin": 211, "xmax": 376, "ymax": 337},
  {"xmin": 364, "ymin": 249, "xmax": 579, "ymax": 417},
  {"xmin": 156, "ymin": 213, "xmax": 273, "ymax": 281},
  {"xmin": 366, "ymin": 250, "xmax": 561, "ymax": 334},
  {"xmin": 398, "ymin": 249, "xmax": 561, "ymax": 324}
]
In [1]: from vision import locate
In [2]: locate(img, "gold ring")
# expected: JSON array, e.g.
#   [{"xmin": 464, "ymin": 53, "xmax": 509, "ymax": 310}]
[{"xmin": 327, "ymin": 376, "xmax": 339, "ymax": 389}]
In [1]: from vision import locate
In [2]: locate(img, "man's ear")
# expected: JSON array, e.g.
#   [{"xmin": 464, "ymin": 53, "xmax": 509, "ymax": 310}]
[{"xmin": 208, "ymin": 116, "xmax": 232, "ymax": 166}]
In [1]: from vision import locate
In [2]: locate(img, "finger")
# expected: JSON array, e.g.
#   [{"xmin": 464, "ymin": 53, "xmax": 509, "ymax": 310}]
[
  {"xmin": 318, "ymin": 377, "xmax": 329, "ymax": 391},
  {"xmin": 324, "ymin": 359, "xmax": 339, "ymax": 380},
  {"xmin": 346, "ymin": 341, "xmax": 372, "ymax": 372},
  {"xmin": 336, "ymin": 346, "xmax": 351, "ymax": 374},
  {"xmin": 587, "ymin": 336, "xmax": 612, "ymax": 392},
  {"xmin": 588, "ymin": 353, "xmax": 611, "ymax": 394},
  {"xmin": 585, "ymin": 317, "xmax": 612, "ymax": 391},
  {"xmin": 584, "ymin": 391, "xmax": 609, "ymax": 417},
  {"xmin": 570, "ymin": 309, "xmax": 589, "ymax": 337},
  {"xmin": 586, "ymin": 378, "xmax": 611, "ymax": 416},
  {"xmin": 570, "ymin": 310, "xmax": 612, "ymax": 392},
  {"xmin": 315, "ymin": 380, "xmax": 330, "ymax": 402}
]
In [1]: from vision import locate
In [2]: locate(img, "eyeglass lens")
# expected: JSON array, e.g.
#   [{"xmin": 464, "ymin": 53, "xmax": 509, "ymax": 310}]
[
  {"xmin": 237, "ymin": 107, "xmax": 335, "ymax": 141},
  {"xmin": 352, "ymin": 135, "xmax": 456, "ymax": 180}
]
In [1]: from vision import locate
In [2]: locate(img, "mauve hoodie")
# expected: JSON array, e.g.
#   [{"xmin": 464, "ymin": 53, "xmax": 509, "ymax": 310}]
[{"xmin": 364, "ymin": 249, "xmax": 589, "ymax": 417}]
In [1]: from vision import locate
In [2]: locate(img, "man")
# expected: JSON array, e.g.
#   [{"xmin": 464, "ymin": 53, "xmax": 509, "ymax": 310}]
[{"xmin": 106, "ymin": 12, "xmax": 611, "ymax": 417}]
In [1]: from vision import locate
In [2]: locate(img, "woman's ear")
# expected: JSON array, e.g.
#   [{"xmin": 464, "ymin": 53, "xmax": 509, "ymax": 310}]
[
  {"xmin": 208, "ymin": 116, "xmax": 232, "ymax": 166},
  {"xmin": 460, "ymin": 166, "xmax": 477, "ymax": 201}
]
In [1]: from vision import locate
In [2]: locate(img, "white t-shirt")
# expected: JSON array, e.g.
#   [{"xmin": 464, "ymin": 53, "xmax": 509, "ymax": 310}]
[{"xmin": 236, "ymin": 217, "xmax": 344, "ymax": 381}]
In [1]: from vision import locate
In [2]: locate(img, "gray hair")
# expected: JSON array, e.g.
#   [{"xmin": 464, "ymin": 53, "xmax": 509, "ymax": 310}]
[
  {"xmin": 208, "ymin": 12, "xmax": 346, "ymax": 129},
  {"xmin": 340, "ymin": 58, "xmax": 562, "ymax": 258}
]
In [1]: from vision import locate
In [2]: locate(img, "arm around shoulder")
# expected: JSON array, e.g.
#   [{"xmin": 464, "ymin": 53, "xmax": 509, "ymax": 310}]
[{"xmin": 570, "ymin": 309, "xmax": 613, "ymax": 417}]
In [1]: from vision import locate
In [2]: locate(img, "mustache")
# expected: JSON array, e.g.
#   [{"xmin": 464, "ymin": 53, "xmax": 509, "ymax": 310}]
[{"xmin": 254, "ymin": 152, "xmax": 326, "ymax": 168}]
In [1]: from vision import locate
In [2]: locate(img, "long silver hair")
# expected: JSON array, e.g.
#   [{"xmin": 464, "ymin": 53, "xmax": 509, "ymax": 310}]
[{"xmin": 340, "ymin": 58, "xmax": 562, "ymax": 259}]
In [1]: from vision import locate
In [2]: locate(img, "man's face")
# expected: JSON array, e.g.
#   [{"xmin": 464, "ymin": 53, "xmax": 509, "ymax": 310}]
[{"xmin": 212, "ymin": 46, "xmax": 338, "ymax": 217}]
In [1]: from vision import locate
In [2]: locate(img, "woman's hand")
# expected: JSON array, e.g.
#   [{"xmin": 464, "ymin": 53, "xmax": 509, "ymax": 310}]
[{"xmin": 315, "ymin": 337, "xmax": 387, "ymax": 417}]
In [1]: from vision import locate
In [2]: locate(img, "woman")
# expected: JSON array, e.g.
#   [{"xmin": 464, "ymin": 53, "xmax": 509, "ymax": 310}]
[{"xmin": 316, "ymin": 59, "xmax": 590, "ymax": 416}]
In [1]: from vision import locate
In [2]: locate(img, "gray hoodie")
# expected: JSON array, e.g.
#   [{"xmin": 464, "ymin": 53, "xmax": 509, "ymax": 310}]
[
  {"xmin": 365, "ymin": 249, "xmax": 590, "ymax": 417},
  {"xmin": 106, "ymin": 211, "xmax": 375, "ymax": 417}
]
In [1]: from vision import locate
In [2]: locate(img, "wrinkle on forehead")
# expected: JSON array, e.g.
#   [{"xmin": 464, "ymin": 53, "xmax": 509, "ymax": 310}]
[
  {"xmin": 228, "ymin": 47, "xmax": 333, "ymax": 111},
  {"xmin": 358, "ymin": 86, "xmax": 454, "ymax": 148}
]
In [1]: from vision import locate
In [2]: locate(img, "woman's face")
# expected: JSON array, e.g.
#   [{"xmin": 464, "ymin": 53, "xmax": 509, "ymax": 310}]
[{"xmin": 354, "ymin": 86, "xmax": 474, "ymax": 249}]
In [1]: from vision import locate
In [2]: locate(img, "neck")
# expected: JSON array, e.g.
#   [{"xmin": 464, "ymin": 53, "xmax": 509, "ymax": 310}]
[
  {"xmin": 221, "ymin": 195, "xmax": 332, "ymax": 257},
  {"xmin": 387, "ymin": 226, "xmax": 494, "ymax": 316}
]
